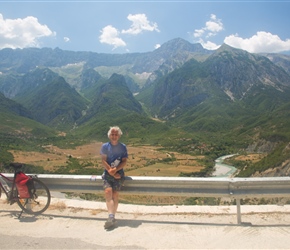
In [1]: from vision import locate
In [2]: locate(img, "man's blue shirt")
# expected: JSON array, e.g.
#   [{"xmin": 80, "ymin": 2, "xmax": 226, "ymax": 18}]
[{"xmin": 100, "ymin": 142, "xmax": 128, "ymax": 176}]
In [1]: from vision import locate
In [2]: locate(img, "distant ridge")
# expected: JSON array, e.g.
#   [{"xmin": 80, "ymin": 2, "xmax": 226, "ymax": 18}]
[{"xmin": 1, "ymin": 38, "xmax": 290, "ymax": 177}]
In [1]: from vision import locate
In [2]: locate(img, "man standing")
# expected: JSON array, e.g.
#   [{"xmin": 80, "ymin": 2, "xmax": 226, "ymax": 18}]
[{"xmin": 100, "ymin": 126, "xmax": 128, "ymax": 229}]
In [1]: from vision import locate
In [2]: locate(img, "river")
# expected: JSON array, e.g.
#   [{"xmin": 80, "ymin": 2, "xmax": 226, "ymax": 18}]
[{"xmin": 212, "ymin": 154, "xmax": 237, "ymax": 177}]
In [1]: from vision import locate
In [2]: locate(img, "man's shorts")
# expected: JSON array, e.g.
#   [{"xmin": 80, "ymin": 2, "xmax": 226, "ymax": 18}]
[{"xmin": 102, "ymin": 173, "xmax": 124, "ymax": 191}]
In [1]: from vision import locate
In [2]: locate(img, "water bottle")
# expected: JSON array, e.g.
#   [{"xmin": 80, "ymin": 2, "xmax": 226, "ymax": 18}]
[
  {"xmin": 0, "ymin": 177, "xmax": 10, "ymax": 193},
  {"xmin": 111, "ymin": 159, "xmax": 120, "ymax": 168},
  {"xmin": 90, "ymin": 175, "xmax": 97, "ymax": 181}
]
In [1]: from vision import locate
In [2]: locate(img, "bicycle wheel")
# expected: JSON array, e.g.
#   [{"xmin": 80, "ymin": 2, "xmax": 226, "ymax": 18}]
[{"xmin": 16, "ymin": 178, "xmax": 51, "ymax": 215}]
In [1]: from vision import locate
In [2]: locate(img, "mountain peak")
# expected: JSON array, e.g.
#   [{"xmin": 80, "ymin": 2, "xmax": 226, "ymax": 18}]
[
  {"xmin": 215, "ymin": 43, "xmax": 248, "ymax": 55},
  {"xmin": 157, "ymin": 38, "xmax": 208, "ymax": 54}
]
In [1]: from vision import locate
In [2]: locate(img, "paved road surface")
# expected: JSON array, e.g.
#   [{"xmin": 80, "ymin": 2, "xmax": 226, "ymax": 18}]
[{"xmin": 1, "ymin": 196, "xmax": 290, "ymax": 249}]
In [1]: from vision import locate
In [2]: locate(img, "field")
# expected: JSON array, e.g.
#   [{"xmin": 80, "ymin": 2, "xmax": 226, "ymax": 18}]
[
  {"xmin": 9, "ymin": 141, "xmax": 205, "ymax": 177},
  {"xmin": 8, "ymin": 142, "xmax": 268, "ymax": 205},
  {"xmin": 233, "ymin": 153, "xmax": 265, "ymax": 163}
]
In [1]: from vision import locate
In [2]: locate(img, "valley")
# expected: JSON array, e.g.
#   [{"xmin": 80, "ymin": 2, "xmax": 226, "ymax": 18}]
[
  {"xmin": 1, "ymin": 39, "xmax": 290, "ymax": 179},
  {"xmin": 8, "ymin": 141, "xmax": 274, "ymax": 205},
  {"xmin": 9, "ymin": 141, "xmax": 205, "ymax": 177}
]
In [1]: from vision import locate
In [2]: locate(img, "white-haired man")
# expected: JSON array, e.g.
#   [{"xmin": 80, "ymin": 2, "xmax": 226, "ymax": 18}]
[{"xmin": 100, "ymin": 126, "xmax": 128, "ymax": 229}]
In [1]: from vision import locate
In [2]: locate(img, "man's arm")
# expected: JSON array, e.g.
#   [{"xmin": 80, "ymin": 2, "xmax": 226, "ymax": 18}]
[
  {"xmin": 101, "ymin": 154, "xmax": 111, "ymax": 172},
  {"xmin": 115, "ymin": 157, "xmax": 127, "ymax": 172}
]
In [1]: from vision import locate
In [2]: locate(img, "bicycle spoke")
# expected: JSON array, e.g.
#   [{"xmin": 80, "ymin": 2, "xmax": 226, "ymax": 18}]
[{"xmin": 16, "ymin": 178, "xmax": 51, "ymax": 215}]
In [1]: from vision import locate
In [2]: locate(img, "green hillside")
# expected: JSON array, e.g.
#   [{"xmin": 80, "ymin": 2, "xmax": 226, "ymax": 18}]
[
  {"xmin": 1, "ymin": 41, "xmax": 290, "ymax": 177},
  {"xmin": 16, "ymin": 76, "xmax": 90, "ymax": 130}
]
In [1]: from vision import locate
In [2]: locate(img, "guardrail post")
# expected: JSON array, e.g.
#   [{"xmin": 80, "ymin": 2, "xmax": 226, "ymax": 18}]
[{"xmin": 236, "ymin": 198, "xmax": 241, "ymax": 225}]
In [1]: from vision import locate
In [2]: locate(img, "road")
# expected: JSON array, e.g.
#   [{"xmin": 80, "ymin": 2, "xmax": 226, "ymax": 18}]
[{"xmin": 1, "ymin": 196, "xmax": 290, "ymax": 249}]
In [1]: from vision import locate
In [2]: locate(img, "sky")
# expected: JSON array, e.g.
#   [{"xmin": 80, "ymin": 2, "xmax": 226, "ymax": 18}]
[{"xmin": 0, "ymin": 0, "xmax": 290, "ymax": 54}]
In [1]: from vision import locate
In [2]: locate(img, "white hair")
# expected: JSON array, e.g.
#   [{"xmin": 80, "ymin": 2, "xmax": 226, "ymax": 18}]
[{"xmin": 107, "ymin": 126, "xmax": 123, "ymax": 138}]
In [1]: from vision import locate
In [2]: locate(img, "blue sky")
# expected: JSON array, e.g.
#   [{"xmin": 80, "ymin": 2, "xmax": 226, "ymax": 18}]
[{"xmin": 1, "ymin": 1, "xmax": 290, "ymax": 54}]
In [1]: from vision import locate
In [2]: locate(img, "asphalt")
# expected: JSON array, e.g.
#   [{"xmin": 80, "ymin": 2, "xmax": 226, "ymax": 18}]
[{"xmin": 1, "ymin": 195, "xmax": 290, "ymax": 249}]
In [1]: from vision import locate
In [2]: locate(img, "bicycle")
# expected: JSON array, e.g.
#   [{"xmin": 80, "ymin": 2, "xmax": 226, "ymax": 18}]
[{"xmin": 0, "ymin": 162, "xmax": 51, "ymax": 218}]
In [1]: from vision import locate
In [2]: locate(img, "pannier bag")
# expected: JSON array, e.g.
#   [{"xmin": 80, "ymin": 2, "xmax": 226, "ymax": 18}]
[{"xmin": 15, "ymin": 171, "xmax": 32, "ymax": 198}]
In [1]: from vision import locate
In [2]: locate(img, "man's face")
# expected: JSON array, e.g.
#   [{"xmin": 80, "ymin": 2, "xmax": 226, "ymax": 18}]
[{"xmin": 109, "ymin": 129, "xmax": 120, "ymax": 144}]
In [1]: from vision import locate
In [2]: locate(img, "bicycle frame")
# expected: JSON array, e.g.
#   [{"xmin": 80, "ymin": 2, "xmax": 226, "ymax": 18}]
[
  {"xmin": 1, "ymin": 163, "xmax": 51, "ymax": 218},
  {"xmin": 0, "ymin": 172, "xmax": 17, "ymax": 201}
]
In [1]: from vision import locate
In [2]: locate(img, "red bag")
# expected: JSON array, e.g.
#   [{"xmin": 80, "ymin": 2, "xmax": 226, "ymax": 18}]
[{"xmin": 15, "ymin": 172, "xmax": 31, "ymax": 198}]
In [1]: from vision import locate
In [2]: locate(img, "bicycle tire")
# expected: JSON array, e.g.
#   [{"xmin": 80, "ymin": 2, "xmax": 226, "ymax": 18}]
[{"xmin": 16, "ymin": 178, "xmax": 51, "ymax": 215}]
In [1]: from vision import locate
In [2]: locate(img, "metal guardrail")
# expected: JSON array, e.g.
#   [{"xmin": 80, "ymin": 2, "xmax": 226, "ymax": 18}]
[
  {"xmin": 33, "ymin": 174, "xmax": 290, "ymax": 225},
  {"xmin": 4, "ymin": 173, "xmax": 290, "ymax": 224}
]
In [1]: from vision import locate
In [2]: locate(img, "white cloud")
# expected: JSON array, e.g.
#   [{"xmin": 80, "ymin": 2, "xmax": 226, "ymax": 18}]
[
  {"xmin": 64, "ymin": 37, "xmax": 70, "ymax": 42},
  {"xmin": 200, "ymin": 40, "xmax": 220, "ymax": 50},
  {"xmin": 193, "ymin": 29, "xmax": 204, "ymax": 38},
  {"xmin": 193, "ymin": 15, "xmax": 290, "ymax": 53},
  {"xmin": 224, "ymin": 31, "xmax": 290, "ymax": 53},
  {"xmin": 194, "ymin": 14, "xmax": 223, "ymax": 39},
  {"xmin": 193, "ymin": 14, "xmax": 224, "ymax": 50},
  {"xmin": 0, "ymin": 14, "xmax": 56, "ymax": 49},
  {"xmin": 99, "ymin": 14, "xmax": 159, "ymax": 50},
  {"xmin": 154, "ymin": 44, "xmax": 161, "ymax": 49},
  {"xmin": 99, "ymin": 25, "xmax": 126, "ymax": 50},
  {"xmin": 205, "ymin": 14, "xmax": 223, "ymax": 36},
  {"xmin": 121, "ymin": 14, "xmax": 160, "ymax": 35}
]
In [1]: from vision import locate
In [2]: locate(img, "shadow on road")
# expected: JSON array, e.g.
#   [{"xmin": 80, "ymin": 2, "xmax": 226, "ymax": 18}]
[{"xmin": 2, "ymin": 209, "xmax": 290, "ymax": 228}]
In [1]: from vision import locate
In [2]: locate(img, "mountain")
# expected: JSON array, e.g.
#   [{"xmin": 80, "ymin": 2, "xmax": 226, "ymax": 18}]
[
  {"xmin": 13, "ymin": 69, "xmax": 90, "ymax": 130},
  {"xmin": 0, "ymin": 38, "xmax": 212, "ymax": 92},
  {"xmin": 206, "ymin": 44, "xmax": 290, "ymax": 99},
  {"xmin": 0, "ymin": 91, "xmax": 32, "ymax": 118},
  {"xmin": 79, "ymin": 68, "xmax": 106, "ymax": 100},
  {"xmin": 73, "ymin": 73, "xmax": 173, "ymax": 141},
  {"xmin": 137, "ymin": 44, "xmax": 290, "ymax": 116},
  {"xmin": 12, "ymin": 68, "xmax": 60, "ymax": 99},
  {"xmin": 135, "ymin": 43, "xmax": 290, "ymax": 161},
  {"xmin": 0, "ymin": 47, "xmax": 91, "ymax": 74},
  {"xmin": 146, "ymin": 38, "xmax": 212, "ymax": 85},
  {"xmin": 76, "ymin": 74, "xmax": 144, "ymax": 130},
  {"xmin": 1, "ymin": 38, "xmax": 290, "ymax": 177},
  {"xmin": 0, "ymin": 91, "xmax": 58, "ymax": 159},
  {"xmin": 263, "ymin": 53, "xmax": 290, "ymax": 76},
  {"xmin": 0, "ymin": 91, "xmax": 45, "ymax": 142},
  {"xmin": 1, "ymin": 40, "xmax": 290, "ymax": 136},
  {"xmin": 0, "ymin": 73, "xmax": 23, "ymax": 98}
]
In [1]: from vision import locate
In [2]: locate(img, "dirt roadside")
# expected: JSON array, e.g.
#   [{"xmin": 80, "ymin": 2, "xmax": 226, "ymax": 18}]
[{"xmin": 1, "ymin": 195, "xmax": 290, "ymax": 249}]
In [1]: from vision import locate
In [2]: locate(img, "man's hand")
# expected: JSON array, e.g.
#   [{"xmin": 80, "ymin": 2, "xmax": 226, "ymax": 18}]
[{"xmin": 108, "ymin": 167, "xmax": 121, "ymax": 179}]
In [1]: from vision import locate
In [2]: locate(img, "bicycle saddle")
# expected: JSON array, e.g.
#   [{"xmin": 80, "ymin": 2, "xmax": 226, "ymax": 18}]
[{"xmin": 9, "ymin": 163, "xmax": 24, "ymax": 169}]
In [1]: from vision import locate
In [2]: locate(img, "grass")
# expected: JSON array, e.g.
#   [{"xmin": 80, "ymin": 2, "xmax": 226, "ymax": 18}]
[{"xmin": 10, "ymin": 141, "xmax": 207, "ymax": 176}]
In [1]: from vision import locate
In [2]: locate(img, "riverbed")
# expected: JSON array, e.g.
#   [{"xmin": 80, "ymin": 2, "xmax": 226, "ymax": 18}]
[{"xmin": 212, "ymin": 154, "xmax": 237, "ymax": 177}]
